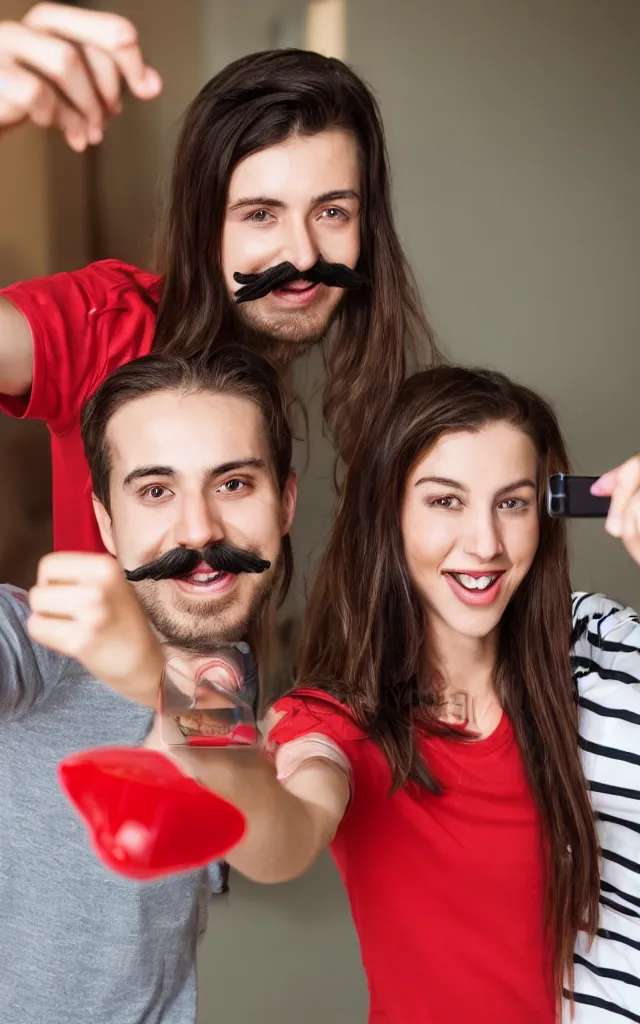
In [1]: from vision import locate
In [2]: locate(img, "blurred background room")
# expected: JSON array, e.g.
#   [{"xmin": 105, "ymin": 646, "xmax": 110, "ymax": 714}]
[{"xmin": 1, "ymin": 1, "xmax": 639, "ymax": 1019}]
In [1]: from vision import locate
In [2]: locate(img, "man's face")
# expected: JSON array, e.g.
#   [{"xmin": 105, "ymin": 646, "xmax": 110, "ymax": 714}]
[
  {"xmin": 221, "ymin": 129, "xmax": 361, "ymax": 357},
  {"xmin": 94, "ymin": 390, "xmax": 296, "ymax": 651}
]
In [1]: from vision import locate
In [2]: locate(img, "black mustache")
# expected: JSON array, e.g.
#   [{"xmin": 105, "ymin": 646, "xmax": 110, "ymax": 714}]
[
  {"xmin": 233, "ymin": 257, "xmax": 367, "ymax": 303},
  {"xmin": 124, "ymin": 543, "xmax": 271, "ymax": 582}
]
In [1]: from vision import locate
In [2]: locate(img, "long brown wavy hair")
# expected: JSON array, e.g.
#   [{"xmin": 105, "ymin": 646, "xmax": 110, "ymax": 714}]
[
  {"xmin": 152, "ymin": 48, "xmax": 439, "ymax": 464},
  {"xmin": 297, "ymin": 364, "xmax": 599, "ymax": 996}
]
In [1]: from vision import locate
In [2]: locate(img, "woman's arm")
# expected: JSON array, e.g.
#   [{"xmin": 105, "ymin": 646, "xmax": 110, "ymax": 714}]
[{"xmin": 168, "ymin": 742, "xmax": 351, "ymax": 884}]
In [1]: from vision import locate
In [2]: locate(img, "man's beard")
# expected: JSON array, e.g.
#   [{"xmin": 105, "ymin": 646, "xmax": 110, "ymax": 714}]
[
  {"xmin": 228, "ymin": 256, "xmax": 366, "ymax": 365},
  {"xmin": 230, "ymin": 293, "xmax": 343, "ymax": 366},
  {"xmin": 133, "ymin": 560, "xmax": 279, "ymax": 653}
]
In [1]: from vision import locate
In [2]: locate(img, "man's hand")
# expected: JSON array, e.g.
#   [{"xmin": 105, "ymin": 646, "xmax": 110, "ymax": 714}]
[
  {"xmin": 0, "ymin": 3, "xmax": 162, "ymax": 152},
  {"xmin": 592, "ymin": 456, "xmax": 640, "ymax": 566},
  {"xmin": 27, "ymin": 551, "xmax": 163, "ymax": 706}
]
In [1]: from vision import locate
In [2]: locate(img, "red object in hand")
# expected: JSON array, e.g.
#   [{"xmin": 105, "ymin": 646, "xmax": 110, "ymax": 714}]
[
  {"xmin": 58, "ymin": 747, "xmax": 246, "ymax": 881},
  {"xmin": 186, "ymin": 724, "xmax": 257, "ymax": 748}
]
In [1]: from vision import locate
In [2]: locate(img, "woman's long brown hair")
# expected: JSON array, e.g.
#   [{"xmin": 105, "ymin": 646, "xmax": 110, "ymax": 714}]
[
  {"xmin": 151, "ymin": 49, "xmax": 439, "ymax": 465},
  {"xmin": 297, "ymin": 365, "xmax": 599, "ymax": 996}
]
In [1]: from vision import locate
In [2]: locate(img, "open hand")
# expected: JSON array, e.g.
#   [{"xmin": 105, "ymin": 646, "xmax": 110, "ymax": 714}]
[{"xmin": 0, "ymin": 3, "xmax": 161, "ymax": 151}]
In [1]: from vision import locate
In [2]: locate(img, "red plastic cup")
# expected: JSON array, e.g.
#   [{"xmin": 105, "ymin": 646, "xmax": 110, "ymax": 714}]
[
  {"xmin": 58, "ymin": 746, "xmax": 246, "ymax": 881},
  {"xmin": 57, "ymin": 647, "xmax": 257, "ymax": 880}
]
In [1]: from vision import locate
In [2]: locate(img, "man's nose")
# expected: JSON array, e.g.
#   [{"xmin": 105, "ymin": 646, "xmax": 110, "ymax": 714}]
[
  {"xmin": 173, "ymin": 494, "xmax": 225, "ymax": 550},
  {"xmin": 280, "ymin": 217, "xmax": 319, "ymax": 273}
]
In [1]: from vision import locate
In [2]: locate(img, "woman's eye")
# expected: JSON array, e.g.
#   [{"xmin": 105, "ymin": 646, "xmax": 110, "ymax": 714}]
[
  {"xmin": 429, "ymin": 496, "xmax": 461, "ymax": 509},
  {"xmin": 499, "ymin": 498, "xmax": 528, "ymax": 511}
]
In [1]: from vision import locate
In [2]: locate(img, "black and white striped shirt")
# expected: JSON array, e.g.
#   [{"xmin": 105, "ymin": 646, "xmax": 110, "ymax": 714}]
[{"xmin": 566, "ymin": 592, "xmax": 640, "ymax": 1023}]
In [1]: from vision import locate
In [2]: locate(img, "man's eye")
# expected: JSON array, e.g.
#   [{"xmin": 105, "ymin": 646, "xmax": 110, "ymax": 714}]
[
  {"xmin": 220, "ymin": 479, "xmax": 247, "ymax": 494},
  {"xmin": 143, "ymin": 485, "xmax": 170, "ymax": 500},
  {"xmin": 321, "ymin": 207, "xmax": 347, "ymax": 220},
  {"xmin": 249, "ymin": 209, "xmax": 273, "ymax": 224}
]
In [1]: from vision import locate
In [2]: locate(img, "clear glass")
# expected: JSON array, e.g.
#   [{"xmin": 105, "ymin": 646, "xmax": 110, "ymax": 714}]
[{"xmin": 159, "ymin": 642, "xmax": 259, "ymax": 748}]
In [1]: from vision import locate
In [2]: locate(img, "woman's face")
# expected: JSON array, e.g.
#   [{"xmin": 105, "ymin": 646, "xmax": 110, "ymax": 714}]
[{"xmin": 401, "ymin": 421, "xmax": 541, "ymax": 647}]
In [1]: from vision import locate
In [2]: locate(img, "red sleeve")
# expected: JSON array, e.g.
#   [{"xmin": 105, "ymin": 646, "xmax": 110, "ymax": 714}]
[
  {"xmin": 0, "ymin": 260, "xmax": 159, "ymax": 433},
  {"xmin": 269, "ymin": 689, "xmax": 367, "ymax": 754}
]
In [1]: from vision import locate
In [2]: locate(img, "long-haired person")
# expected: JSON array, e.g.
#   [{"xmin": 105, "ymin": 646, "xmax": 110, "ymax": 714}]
[
  {"xmin": 268, "ymin": 365, "xmax": 600, "ymax": 1023},
  {"xmin": 0, "ymin": 4, "xmax": 437, "ymax": 554},
  {"xmin": 160, "ymin": 367, "xmax": 640, "ymax": 1023}
]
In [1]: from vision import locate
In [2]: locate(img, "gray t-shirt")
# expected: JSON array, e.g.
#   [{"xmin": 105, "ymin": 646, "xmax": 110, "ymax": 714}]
[{"xmin": 0, "ymin": 585, "xmax": 208, "ymax": 1024}]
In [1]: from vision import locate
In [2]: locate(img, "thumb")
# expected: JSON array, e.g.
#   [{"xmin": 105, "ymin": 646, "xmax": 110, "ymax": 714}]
[{"xmin": 591, "ymin": 468, "xmax": 619, "ymax": 496}]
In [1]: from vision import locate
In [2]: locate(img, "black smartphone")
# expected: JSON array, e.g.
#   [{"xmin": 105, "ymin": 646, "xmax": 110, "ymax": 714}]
[{"xmin": 547, "ymin": 474, "xmax": 611, "ymax": 518}]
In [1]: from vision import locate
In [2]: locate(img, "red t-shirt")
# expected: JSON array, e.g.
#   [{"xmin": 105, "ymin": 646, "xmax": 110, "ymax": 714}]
[
  {"xmin": 270, "ymin": 690, "xmax": 555, "ymax": 1024},
  {"xmin": 0, "ymin": 260, "xmax": 161, "ymax": 552}
]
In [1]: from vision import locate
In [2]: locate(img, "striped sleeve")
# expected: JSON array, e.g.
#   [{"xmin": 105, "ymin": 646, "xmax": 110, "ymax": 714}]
[{"xmin": 568, "ymin": 592, "xmax": 640, "ymax": 1022}]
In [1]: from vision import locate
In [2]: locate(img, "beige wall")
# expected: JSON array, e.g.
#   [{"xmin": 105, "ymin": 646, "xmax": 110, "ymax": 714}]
[
  {"xmin": 0, "ymin": 2, "xmax": 92, "ymax": 587},
  {"xmin": 289, "ymin": 0, "xmax": 640, "ymax": 609},
  {"xmin": 0, "ymin": 2, "xmax": 90, "ymax": 284},
  {"xmin": 90, "ymin": 0, "xmax": 203, "ymax": 266}
]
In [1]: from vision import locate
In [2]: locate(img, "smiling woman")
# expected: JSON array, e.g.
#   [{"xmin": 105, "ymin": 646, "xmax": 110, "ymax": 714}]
[
  {"xmin": 402, "ymin": 422, "xmax": 540, "ymax": 643},
  {"xmin": 265, "ymin": 364, "xmax": 600, "ymax": 1023}
]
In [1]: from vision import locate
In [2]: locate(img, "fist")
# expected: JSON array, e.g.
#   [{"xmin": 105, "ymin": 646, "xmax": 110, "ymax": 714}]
[
  {"xmin": 592, "ymin": 455, "xmax": 640, "ymax": 567},
  {"xmin": 0, "ymin": 3, "xmax": 161, "ymax": 151},
  {"xmin": 27, "ymin": 551, "xmax": 163, "ymax": 707}
]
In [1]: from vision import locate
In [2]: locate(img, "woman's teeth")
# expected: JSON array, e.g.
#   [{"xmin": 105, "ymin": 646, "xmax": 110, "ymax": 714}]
[{"xmin": 450, "ymin": 572, "xmax": 498, "ymax": 592}]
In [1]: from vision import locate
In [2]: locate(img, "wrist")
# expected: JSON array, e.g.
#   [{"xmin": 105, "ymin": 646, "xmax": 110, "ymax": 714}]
[{"xmin": 114, "ymin": 639, "xmax": 165, "ymax": 709}]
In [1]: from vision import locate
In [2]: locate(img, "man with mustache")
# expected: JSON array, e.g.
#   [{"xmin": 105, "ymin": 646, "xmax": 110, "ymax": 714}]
[
  {"xmin": 0, "ymin": 345, "xmax": 296, "ymax": 1024},
  {"xmin": 0, "ymin": 3, "xmax": 438, "ymax": 558}
]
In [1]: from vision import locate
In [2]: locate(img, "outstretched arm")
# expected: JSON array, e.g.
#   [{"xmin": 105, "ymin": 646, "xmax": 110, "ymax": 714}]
[
  {"xmin": 0, "ymin": 297, "xmax": 33, "ymax": 396},
  {"xmin": 26, "ymin": 549, "xmax": 353, "ymax": 882},
  {"xmin": 0, "ymin": 3, "xmax": 161, "ymax": 397},
  {"xmin": 157, "ymin": 735, "xmax": 351, "ymax": 885}
]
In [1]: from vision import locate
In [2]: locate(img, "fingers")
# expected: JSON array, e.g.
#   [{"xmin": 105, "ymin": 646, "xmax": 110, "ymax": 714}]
[
  {"xmin": 23, "ymin": 4, "xmax": 162, "ymax": 101},
  {"xmin": 23, "ymin": 4, "xmax": 137, "ymax": 47},
  {"xmin": 36, "ymin": 551, "xmax": 119, "ymax": 586},
  {"xmin": 602, "ymin": 457, "xmax": 640, "ymax": 538},
  {"xmin": 53, "ymin": 101, "xmax": 91, "ymax": 152},
  {"xmin": 29, "ymin": 583, "xmax": 105, "ymax": 619},
  {"xmin": 592, "ymin": 455, "xmax": 640, "ymax": 565},
  {"xmin": 0, "ymin": 60, "xmax": 88, "ymax": 150},
  {"xmin": 0, "ymin": 5, "xmax": 161, "ymax": 149},
  {"xmin": 591, "ymin": 469, "xmax": 618, "ymax": 496},
  {"xmin": 620, "ymin": 494, "xmax": 640, "ymax": 568},
  {"xmin": 83, "ymin": 43, "xmax": 121, "ymax": 115},
  {"xmin": 27, "ymin": 612, "xmax": 80, "ymax": 654},
  {"xmin": 0, "ymin": 61, "xmax": 56, "ymax": 126},
  {"xmin": 108, "ymin": 41, "xmax": 162, "ymax": 102},
  {"xmin": 1, "ymin": 20, "xmax": 109, "ymax": 134}
]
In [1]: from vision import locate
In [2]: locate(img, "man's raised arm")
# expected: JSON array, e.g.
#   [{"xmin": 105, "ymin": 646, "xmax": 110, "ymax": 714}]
[{"xmin": 0, "ymin": 3, "xmax": 161, "ymax": 397}]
